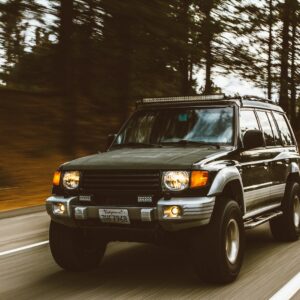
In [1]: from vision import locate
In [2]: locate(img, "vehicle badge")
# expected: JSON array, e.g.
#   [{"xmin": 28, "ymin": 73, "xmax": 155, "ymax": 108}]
[
  {"xmin": 79, "ymin": 195, "xmax": 92, "ymax": 202},
  {"xmin": 138, "ymin": 196, "xmax": 153, "ymax": 203}
]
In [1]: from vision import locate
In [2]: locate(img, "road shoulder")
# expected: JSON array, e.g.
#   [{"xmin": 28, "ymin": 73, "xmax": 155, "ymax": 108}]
[{"xmin": 0, "ymin": 205, "xmax": 45, "ymax": 219}]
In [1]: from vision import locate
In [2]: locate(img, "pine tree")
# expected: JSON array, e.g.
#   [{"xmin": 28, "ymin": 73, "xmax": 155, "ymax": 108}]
[
  {"xmin": 215, "ymin": 0, "xmax": 282, "ymax": 99},
  {"xmin": 53, "ymin": 0, "xmax": 77, "ymax": 155},
  {"xmin": 0, "ymin": 0, "xmax": 46, "ymax": 86},
  {"xmin": 198, "ymin": 0, "xmax": 214, "ymax": 94},
  {"xmin": 279, "ymin": 0, "xmax": 292, "ymax": 114},
  {"xmin": 289, "ymin": 0, "xmax": 299, "ymax": 128},
  {"xmin": 73, "ymin": 0, "xmax": 103, "ymax": 98},
  {"xmin": 267, "ymin": 0, "xmax": 274, "ymax": 99},
  {"xmin": 0, "ymin": 0, "xmax": 27, "ymax": 84},
  {"xmin": 99, "ymin": 0, "xmax": 201, "ymax": 118}
]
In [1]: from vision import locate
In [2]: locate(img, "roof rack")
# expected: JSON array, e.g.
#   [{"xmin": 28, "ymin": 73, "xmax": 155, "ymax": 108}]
[
  {"xmin": 239, "ymin": 95, "xmax": 274, "ymax": 105},
  {"xmin": 138, "ymin": 94, "xmax": 226, "ymax": 105}
]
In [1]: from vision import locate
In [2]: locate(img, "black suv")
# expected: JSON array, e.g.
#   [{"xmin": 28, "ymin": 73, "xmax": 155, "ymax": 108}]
[{"xmin": 46, "ymin": 94, "xmax": 300, "ymax": 283}]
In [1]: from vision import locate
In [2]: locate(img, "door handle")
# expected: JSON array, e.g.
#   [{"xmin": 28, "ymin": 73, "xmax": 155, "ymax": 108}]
[
  {"xmin": 270, "ymin": 161, "xmax": 282, "ymax": 166},
  {"xmin": 245, "ymin": 165, "xmax": 256, "ymax": 169}
]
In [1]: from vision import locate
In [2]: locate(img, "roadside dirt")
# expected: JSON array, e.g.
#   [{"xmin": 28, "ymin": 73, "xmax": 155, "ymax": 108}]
[{"xmin": 0, "ymin": 90, "xmax": 122, "ymax": 212}]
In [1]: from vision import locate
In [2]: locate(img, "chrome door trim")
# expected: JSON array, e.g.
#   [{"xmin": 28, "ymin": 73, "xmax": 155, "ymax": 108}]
[
  {"xmin": 269, "ymin": 183, "xmax": 286, "ymax": 199},
  {"xmin": 244, "ymin": 182, "xmax": 274, "ymax": 192},
  {"xmin": 244, "ymin": 183, "xmax": 286, "ymax": 213},
  {"xmin": 244, "ymin": 186, "xmax": 270, "ymax": 208}
]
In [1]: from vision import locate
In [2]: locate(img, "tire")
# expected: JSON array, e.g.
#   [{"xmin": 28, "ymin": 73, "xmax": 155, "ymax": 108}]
[
  {"xmin": 270, "ymin": 182, "xmax": 300, "ymax": 242},
  {"xmin": 190, "ymin": 199, "xmax": 245, "ymax": 284},
  {"xmin": 49, "ymin": 220, "xmax": 107, "ymax": 271}
]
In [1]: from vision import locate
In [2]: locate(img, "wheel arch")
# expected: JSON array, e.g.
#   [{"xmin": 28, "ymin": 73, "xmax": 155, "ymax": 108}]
[
  {"xmin": 220, "ymin": 180, "xmax": 245, "ymax": 214},
  {"xmin": 208, "ymin": 166, "xmax": 245, "ymax": 215}
]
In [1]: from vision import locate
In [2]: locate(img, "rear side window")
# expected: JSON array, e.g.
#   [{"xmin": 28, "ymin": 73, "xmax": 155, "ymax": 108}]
[
  {"xmin": 267, "ymin": 112, "xmax": 282, "ymax": 146},
  {"xmin": 273, "ymin": 113, "xmax": 294, "ymax": 146},
  {"xmin": 257, "ymin": 111, "xmax": 275, "ymax": 146},
  {"xmin": 240, "ymin": 110, "xmax": 259, "ymax": 137}
]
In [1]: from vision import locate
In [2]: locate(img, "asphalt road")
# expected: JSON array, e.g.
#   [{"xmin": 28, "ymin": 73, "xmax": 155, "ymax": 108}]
[{"xmin": 1, "ymin": 211, "xmax": 300, "ymax": 300}]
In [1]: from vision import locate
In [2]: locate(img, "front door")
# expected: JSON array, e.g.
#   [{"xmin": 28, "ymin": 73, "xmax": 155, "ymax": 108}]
[{"xmin": 239, "ymin": 110, "xmax": 272, "ymax": 213}]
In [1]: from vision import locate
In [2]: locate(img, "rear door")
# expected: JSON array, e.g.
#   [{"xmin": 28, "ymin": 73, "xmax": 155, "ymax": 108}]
[
  {"xmin": 269, "ymin": 112, "xmax": 298, "ymax": 203},
  {"xmin": 256, "ymin": 110, "xmax": 284, "ymax": 206}
]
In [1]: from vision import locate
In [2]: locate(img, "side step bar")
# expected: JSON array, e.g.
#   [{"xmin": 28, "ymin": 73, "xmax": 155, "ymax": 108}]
[{"xmin": 244, "ymin": 211, "xmax": 283, "ymax": 229}]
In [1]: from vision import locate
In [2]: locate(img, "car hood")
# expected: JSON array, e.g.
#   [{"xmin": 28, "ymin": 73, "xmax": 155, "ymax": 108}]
[{"xmin": 61, "ymin": 147, "xmax": 233, "ymax": 171}]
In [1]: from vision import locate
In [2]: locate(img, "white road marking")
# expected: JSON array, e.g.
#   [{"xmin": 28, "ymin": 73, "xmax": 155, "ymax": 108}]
[
  {"xmin": 0, "ymin": 241, "xmax": 49, "ymax": 257},
  {"xmin": 270, "ymin": 272, "xmax": 300, "ymax": 300}
]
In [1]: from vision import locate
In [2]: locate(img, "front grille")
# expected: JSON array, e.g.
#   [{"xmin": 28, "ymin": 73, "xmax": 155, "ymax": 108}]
[{"xmin": 81, "ymin": 170, "xmax": 161, "ymax": 193}]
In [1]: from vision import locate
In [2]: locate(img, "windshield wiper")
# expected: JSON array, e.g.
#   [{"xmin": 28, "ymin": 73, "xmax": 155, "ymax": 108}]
[
  {"xmin": 111, "ymin": 142, "xmax": 162, "ymax": 148},
  {"xmin": 161, "ymin": 140, "xmax": 220, "ymax": 148}
]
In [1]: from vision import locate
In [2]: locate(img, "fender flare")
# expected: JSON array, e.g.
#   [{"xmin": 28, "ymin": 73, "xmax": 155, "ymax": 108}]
[
  {"xmin": 207, "ymin": 166, "xmax": 245, "ymax": 214},
  {"xmin": 290, "ymin": 162, "xmax": 300, "ymax": 175}
]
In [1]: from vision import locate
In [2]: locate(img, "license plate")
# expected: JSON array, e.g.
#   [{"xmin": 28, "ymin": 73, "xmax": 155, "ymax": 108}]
[{"xmin": 99, "ymin": 209, "xmax": 130, "ymax": 224}]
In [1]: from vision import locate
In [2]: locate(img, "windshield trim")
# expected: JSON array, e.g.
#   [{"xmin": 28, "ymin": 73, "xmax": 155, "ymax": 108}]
[{"xmin": 108, "ymin": 105, "xmax": 238, "ymax": 150}]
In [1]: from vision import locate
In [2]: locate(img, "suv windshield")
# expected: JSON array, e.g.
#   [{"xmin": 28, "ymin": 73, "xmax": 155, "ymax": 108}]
[{"xmin": 113, "ymin": 107, "xmax": 234, "ymax": 147}]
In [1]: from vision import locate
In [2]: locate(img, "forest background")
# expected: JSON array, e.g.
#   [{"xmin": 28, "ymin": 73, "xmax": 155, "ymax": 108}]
[{"xmin": 0, "ymin": 0, "xmax": 299, "ymax": 209}]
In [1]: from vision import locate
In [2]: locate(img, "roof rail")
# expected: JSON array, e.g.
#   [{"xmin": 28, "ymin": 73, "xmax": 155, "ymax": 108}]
[{"xmin": 240, "ymin": 95, "xmax": 274, "ymax": 105}]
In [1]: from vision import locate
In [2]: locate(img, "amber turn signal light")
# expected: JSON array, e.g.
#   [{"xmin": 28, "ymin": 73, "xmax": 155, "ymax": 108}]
[
  {"xmin": 190, "ymin": 171, "xmax": 209, "ymax": 188},
  {"xmin": 53, "ymin": 171, "xmax": 61, "ymax": 186}
]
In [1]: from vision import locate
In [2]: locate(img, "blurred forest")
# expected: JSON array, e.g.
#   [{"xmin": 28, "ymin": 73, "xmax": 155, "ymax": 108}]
[{"xmin": 0, "ymin": 0, "xmax": 299, "ymax": 208}]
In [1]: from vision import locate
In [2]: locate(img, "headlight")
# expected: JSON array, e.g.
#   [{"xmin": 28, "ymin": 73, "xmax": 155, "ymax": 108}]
[
  {"xmin": 62, "ymin": 171, "xmax": 80, "ymax": 190},
  {"xmin": 162, "ymin": 171, "xmax": 190, "ymax": 191},
  {"xmin": 162, "ymin": 170, "xmax": 209, "ymax": 191}
]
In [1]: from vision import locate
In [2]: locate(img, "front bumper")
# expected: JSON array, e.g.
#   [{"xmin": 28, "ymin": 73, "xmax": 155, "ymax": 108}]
[{"xmin": 46, "ymin": 195, "xmax": 215, "ymax": 232}]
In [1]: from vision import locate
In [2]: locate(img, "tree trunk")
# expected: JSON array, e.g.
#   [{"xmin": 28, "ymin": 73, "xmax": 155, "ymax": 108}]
[
  {"xmin": 81, "ymin": 0, "xmax": 95, "ymax": 98},
  {"xmin": 58, "ymin": 0, "xmax": 76, "ymax": 156},
  {"xmin": 279, "ymin": 0, "xmax": 291, "ymax": 115},
  {"xmin": 178, "ymin": 0, "xmax": 191, "ymax": 95},
  {"xmin": 204, "ymin": 39, "xmax": 213, "ymax": 94},
  {"xmin": 203, "ymin": 1, "xmax": 213, "ymax": 95},
  {"xmin": 118, "ymin": 16, "xmax": 132, "ymax": 122},
  {"xmin": 267, "ymin": 0, "xmax": 273, "ymax": 100},
  {"xmin": 290, "ymin": 0, "xmax": 297, "ymax": 129}
]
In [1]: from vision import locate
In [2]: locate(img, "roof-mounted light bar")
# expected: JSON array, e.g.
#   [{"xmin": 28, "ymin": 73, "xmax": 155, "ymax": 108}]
[{"xmin": 141, "ymin": 94, "xmax": 225, "ymax": 104}]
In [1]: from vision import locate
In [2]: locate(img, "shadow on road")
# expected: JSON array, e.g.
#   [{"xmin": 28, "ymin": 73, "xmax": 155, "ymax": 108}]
[{"xmin": 29, "ymin": 223, "xmax": 289, "ymax": 299}]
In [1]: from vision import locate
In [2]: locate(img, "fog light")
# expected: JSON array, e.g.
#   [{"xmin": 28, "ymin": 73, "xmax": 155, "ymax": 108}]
[
  {"xmin": 164, "ymin": 205, "xmax": 182, "ymax": 218},
  {"xmin": 53, "ymin": 202, "xmax": 67, "ymax": 216}
]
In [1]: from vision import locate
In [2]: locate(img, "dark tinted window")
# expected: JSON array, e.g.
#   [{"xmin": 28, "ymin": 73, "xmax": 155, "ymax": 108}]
[
  {"xmin": 257, "ymin": 111, "xmax": 275, "ymax": 146},
  {"xmin": 267, "ymin": 112, "xmax": 282, "ymax": 146},
  {"xmin": 240, "ymin": 110, "xmax": 259, "ymax": 137},
  {"xmin": 273, "ymin": 113, "xmax": 294, "ymax": 146}
]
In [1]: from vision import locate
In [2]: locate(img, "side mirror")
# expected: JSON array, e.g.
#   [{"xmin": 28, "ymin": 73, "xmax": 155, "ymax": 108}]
[
  {"xmin": 243, "ymin": 130, "xmax": 265, "ymax": 150},
  {"xmin": 106, "ymin": 133, "xmax": 117, "ymax": 150}
]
